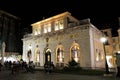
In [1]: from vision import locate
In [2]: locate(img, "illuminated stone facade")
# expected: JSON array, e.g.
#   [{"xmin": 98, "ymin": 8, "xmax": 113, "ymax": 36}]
[
  {"xmin": 22, "ymin": 12, "xmax": 105, "ymax": 69},
  {"xmin": 112, "ymin": 19, "xmax": 120, "ymax": 68},
  {"xmin": 101, "ymin": 19, "xmax": 120, "ymax": 69}
]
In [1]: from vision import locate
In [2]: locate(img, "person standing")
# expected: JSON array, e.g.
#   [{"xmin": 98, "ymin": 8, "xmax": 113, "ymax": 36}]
[{"xmin": 0, "ymin": 62, "xmax": 3, "ymax": 71}]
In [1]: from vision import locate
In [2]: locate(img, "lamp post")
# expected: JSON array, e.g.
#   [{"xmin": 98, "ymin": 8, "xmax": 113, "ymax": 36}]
[{"xmin": 100, "ymin": 36, "xmax": 109, "ymax": 74}]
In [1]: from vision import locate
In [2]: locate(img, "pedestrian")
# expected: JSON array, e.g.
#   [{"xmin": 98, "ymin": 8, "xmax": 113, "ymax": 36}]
[
  {"xmin": 28, "ymin": 61, "xmax": 35, "ymax": 73},
  {"xmin": 50, "ymin": 62, "xmax": 55, "ymax": 73},
  {"xmin": 0, "ymin": 62, "xmax": 3, "ymax": 71}
]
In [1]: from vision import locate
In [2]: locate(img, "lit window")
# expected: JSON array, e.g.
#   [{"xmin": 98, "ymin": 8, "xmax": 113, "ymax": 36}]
[
  {"xmin": 106, "ymin": 56, "xmax": 114, "ymax": 68},
  {"xmin": 71, "ymin": 45, "xmax": 80, "ymax": 62},
  {"xmin": 55, "ymin": 21, "xmax": 59, "ymax": 31},
  {"xmin": 48, "ymin": 23, "xmax": 51, "ymax": 32},
  {"xmin": 44, "ymin": 24, "xmax": 47, "ymax": 33},
  {"xmin": 34, "ymin": 29, "xmax": 37, "ymax": 35},
  {"xmin": 59, "ymin": 19, "xmax": 64, "ymax": 29},
  {"xmin": 56, "ymin": 47, "xmax": 64, "ymax": 63},
  {"xmin": 55, "ymin": 19, "xmax": 64, "ymax": 31},
  {"xmin": 44, "ymin": 23, "xmax": 51, "ymax": 33},
  {"xmin": 33, "ymin": 24, "xmax": 41, "ymax": 35},
  {"xmin": 37, "ymin": 25, "xmax": 41, "ymax": 34},
  {"xmin": 37, "ymin": 29, "xmax": 40, "ymax": 34}
]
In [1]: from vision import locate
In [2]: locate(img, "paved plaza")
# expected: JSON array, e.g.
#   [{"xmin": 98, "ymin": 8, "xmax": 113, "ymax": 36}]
[{"xmin": 0, "ymin": 69, "xmax": 119, "ymax": 80}]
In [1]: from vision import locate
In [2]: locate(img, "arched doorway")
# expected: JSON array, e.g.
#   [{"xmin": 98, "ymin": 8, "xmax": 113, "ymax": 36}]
[
  {"xmin": 27, "ymin": 50, "xmax": 32, "ymax": 62},
  {"xmin": 70, "ymin": 42, "xmax": 80, "ymax": 63},
  {"xmin": 44, "ymin": 48, "xmax": 51, "ymax": 64},
  {"xmin": 34, "ymin": 48, "xmax": 40, "ymax": 66}
]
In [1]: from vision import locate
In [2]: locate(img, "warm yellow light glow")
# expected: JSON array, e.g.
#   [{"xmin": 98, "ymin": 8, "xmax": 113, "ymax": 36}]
[
  {"xmin": 59, "ymin": 58, "xmax": 63, "ymax": 62},
  {"xmin": 55, "ymin": 21, "xmax": 59, "ymax": 31},
  {"xmin": 74, "ymin": 57, "xmax": 78, "ymax": 62},
  {"xmin": 55, "ymin": 19, "xmax": 64, "ymax": 31},
  {"xmin": 31, "ymin": 11, "xmax": 70, "ymax": 26},
  {"xmin": 34, "ymin": 31, "xmax": 37, "ymax": 35},
  {"xmin": 46, "ymin": 49, "xmax": 51, "ymax": 52},
  {"xmin": 96, "ymin": 56, "xmax": 99, "ymax": 61},
  {"xmin": 59, "ymin": 51, "xmax": 63, "ymax": 62},
  {"xmin": 100, "ymin": 37, "xmax": 107, "ymax": 43},
  {"xmin": 59, "ymin": 26, "xmax": 63, "ymax": 29},
  {"xmin": 48, "ymin": 55, "xmax": 50, "ymax": 61},
  {"xmin": 29, "ymin": 45, "xmax": 32, "ymax": 49},
  {"xmin": 59, "ymin": 19, "xmax": 64, "ymax": 29},
  {"xmin": 106, "ymin": 56, "xmax": 113, "ymax": 68},
  {"xmin": 48, "ymin": 24, "xmax": 51, "ymax": 32},
  {"xmin": 37, "ymin": 30, "xmax": 40, "ymax": 34},
  {"xmin": 118, "ymin": 51, "xmax": 120, "ymax": 54},
  {"xmin": 37, "ymin": 27, "xmax": 41, "ymax": 34},
  {"xmin": 44, "ymin": 24, "xmax": 47, "ymax": 33},
  {"xmin": 44, "ymin": 23, "xmax": 51, "ymax": 33}
]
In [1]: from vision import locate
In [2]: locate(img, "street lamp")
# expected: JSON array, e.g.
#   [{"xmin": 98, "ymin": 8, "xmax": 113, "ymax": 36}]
[{"xmin": 100, "ymin": 36, "xmax": 109, "ymax": 74}]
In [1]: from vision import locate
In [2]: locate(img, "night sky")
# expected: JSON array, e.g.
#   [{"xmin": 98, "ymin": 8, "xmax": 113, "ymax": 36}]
[{"xmin": 0, "ymin": 0, "xmax": 120, "ymax": 36}]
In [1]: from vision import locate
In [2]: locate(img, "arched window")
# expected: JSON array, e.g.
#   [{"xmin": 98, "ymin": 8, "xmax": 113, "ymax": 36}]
[
  {"xmin": 70, "ymin": 43, "xmax": 80, "ymax": 63},
  {"xmin": 56, "ymin": 44, "xmax": 64, "ymax": 68},
  {"xmin": 27, "ymin": 50, "xmax": 32, "ymax": 62},
  {"xmin": 56, "ymin": 48, "xmax": 64, "ymax": 63},
  {"xmin": 34, "ymin": 48, "xmax": 40, "ymax": 66},
  {"xmin": 44, "ymin": 48, "xmax": 51, "ymax": 63},
  {"xmin": 34, "ymin": 49, "xmax": 40, "ymax": 62}
]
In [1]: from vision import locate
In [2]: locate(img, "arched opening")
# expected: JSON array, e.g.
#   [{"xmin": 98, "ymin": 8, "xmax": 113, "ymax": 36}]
[
  {"xmin": 34, "ymin": 48, "xmax": 40, "ymax": 66},
  {"xmin": 44, "ymin": 48, "xmax": 51, "ymax": 64},
  {"xmin": 27, "ymin": 50, "xmax": 32, "ymax": 62},
  {"xmin": 70, "ymin": 42, "xmax": 80, "ymax": 63},
  {"xmin": 56, "ymin": 44, "xmax": 64, "ymax": 68}
]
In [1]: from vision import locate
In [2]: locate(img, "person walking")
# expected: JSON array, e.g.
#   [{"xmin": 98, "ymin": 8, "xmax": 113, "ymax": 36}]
[{"xmin": 0, "ymin": 62, "xmax": 3, "ymax": 71}]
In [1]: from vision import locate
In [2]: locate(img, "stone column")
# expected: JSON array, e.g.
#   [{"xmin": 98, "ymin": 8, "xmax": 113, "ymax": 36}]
[{"xmin": 1, "ymin": 42, "xmax": 5, "ymax": 65}]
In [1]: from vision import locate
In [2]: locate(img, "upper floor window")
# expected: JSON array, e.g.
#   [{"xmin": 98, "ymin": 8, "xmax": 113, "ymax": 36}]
[
  {"xmin": 37, "ymin": 25, "xmax": 41, "ymax": 34},
  {"xmin": 48, "ymin": 23, "xmax": 51, "ymax": 32},
  {"xmin": 44, "ymin": 23, "xmax": 51, "ymax": 33},
  {"xmin": 33, "ymin": 25, "xmax": 41, "ymax": 35},
  {"xmin": 44, "ymin": 24, "xmax": 47, "ymax": 33},
  {"xmin": 55, "ymin": 19, "xmax": 64, "ymax": 31},
  {"xmin": 55, "ymin": 21, "xmax": 59, "ymax": 31},
  {"xmin": 59, "ymin": 19, "xmax": 64, "ymax": 29},
  {"xmin": 34, "ymin": 29, "xmax": 37, "ymax": 35}
]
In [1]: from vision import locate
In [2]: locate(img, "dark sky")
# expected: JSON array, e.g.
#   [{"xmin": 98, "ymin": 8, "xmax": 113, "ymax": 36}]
[{"xmin": 0, "ymin": 0, "xmax": 120, "ymax": 36}]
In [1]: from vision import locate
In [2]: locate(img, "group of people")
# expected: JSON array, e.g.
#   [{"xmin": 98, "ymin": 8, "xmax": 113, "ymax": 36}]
[
  {"xmin": 3, "ymin": 59, "xmax": 35, "ymax": 74},
  {"xmin": 44, "ymin": 62, "xmax": 55, "ymax": 73},
  {"xmin": 0, "ymin": 59, "xmax": 56, "ymax": 74}
]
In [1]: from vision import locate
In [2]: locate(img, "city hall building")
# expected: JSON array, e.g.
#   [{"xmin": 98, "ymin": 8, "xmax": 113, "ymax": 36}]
[{"xmin": 22, "ymin": 12, "xmax": 106, "ymax": 69}]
